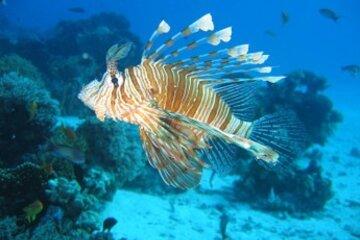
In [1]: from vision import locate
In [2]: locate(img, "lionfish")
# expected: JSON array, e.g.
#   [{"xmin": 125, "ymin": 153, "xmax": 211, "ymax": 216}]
[{"xmin": 78, "ymin": 14, "xmax": 304, "ymax": 189}]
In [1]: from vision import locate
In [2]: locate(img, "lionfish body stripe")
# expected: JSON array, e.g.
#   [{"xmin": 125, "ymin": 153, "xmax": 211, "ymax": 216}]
[{"xmin": 78, "ymin": 13, "xmax": 305, "ymax": 189}]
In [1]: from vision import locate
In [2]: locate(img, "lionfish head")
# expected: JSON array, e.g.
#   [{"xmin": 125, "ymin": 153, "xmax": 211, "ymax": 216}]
[{"xmin": 78, "ymin": 70, "xmax": 123, "ymax": 112}]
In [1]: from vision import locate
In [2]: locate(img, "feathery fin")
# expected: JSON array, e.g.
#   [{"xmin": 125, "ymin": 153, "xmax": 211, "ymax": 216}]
[
  {"xmin": 214, "ymin": 81, "xmax": 261, "ymax": 121},
  {"xmin": 248, "ymin": 110, "xmax": 307, "ymax": 170},
  {"xmin": 200, "ymin": 138, "xmax": 239, "ymax": 175},
  {"xmin": 148, "ymin": 13, "xmax": 214, "ymax": 60},
  {"xmin": 142, "ymin": 20, "xmax": 171, "ymax": 59}
]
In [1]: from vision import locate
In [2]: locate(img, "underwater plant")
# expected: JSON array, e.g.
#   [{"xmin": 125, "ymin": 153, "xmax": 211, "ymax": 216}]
[{"xmin": 0, "ymin": 73, "xmax": 59, "ymax": 165}]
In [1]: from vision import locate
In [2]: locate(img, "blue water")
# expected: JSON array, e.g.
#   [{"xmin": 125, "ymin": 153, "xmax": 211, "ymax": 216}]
[
  {"xmin": 2, "ymin": 1, "xmax": 359, "ymax": 100},
  {"xmin": 1, "ymin": 1, "xmax": 360, "ymax": 239}
]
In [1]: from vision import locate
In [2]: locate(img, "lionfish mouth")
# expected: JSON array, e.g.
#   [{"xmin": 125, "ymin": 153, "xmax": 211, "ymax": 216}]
[{"xmin": 78, "ymin": 79, "xmax": 101, "ymax": 110}]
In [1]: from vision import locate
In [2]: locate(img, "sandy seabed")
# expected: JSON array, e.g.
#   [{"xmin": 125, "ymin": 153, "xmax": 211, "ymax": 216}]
[{"xmin": 101, "ymin": 103, "xmax": 360, "ymax": 240}]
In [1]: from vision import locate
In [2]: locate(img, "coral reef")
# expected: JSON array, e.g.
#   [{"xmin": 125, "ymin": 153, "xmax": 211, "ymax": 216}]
[
  {"xmin": 0, "ymin": 162, "xmax": 50, "ymax": 216},
  {"xmin": 46, "ymin": 12, "xmax": 142, "ymax": 69},
  {"xmin": 233, "ymin": 159, "xmax": 333, "ymax": 214},
  {"xmin": 83, "ymin": 167, "xmax": 116, "ymax": 200},
  {"xmin": 75, "ymin": 210, "xmax": 100, "ymax": 232},
  {"xmin": 77, "ymin": 117, "xmax": 147, "ymax": 188},
  {"xmin": 0, "ymin": 12, "xmax": 148, "ymax": 240},
  {"xmin": 0, "ymin": 213, "xmax": 92, "ymax": 240},
  {"xmin": 48, "ymin": 55, "xmax": 97, "ymax": 115},
  {"xmin": 46, "ymin": 177, "xmax": 101, "ymax": 218},
  {"xmin": 230, "ymin": 70, "xmax": 338, "ymax": 215},
  {"xmin": 1, "ymin": 13, "xmax": 142, "ymax": 117},
  {"xmin": 260, "ymin": 70, "xmax": 342, "ymax": 146},
  {"xmin": 0, "ymin": 54, "xmax": 42, "ymax": 82},
  {"xmin": 0, "ymin": 217, "xmax": 18, "ymax": 240},
  {"xmin": 0, "ymin": 73, "xmax": 59, "ymax": 165}
]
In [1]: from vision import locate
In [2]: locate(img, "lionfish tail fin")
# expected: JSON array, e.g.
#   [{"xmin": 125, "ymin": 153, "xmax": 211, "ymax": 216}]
[{"xmin": 247, "ymin": 110, "xmax": 307, "ymax": 171}]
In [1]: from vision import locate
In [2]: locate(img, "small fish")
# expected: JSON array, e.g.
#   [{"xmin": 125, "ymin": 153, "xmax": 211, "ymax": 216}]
[
  {"xmin": 78, "ymin": 13, "xmax": 305, "ymax": 189},
  {"xmin": 28, "ymin": 101, "xmax": 38, "ymax": 121},
  {"xmin": 68, "ymin": 7, "xmax": 85, "ymax": 13},
  {"xmin": 51, "ymin": 145, "xmax": 85, "ymax": 165},
  {"xmin": 23, "ymin": 200, "xmax": 43, "ymax": 223},
  {"xmin": 342, "ymin": 65, "xmax": 360, "ymax": 77},
  {"xmin": 264, "ymin": 30, "xmax": 277, "ymax": 37},
  {"xmin": 281, "ymin": 11, "xmax": 289, "ymax": 25},
  {"xmin": 319, "ymin": 8, "xmax": 340, "ymax": 22},
  {"xmin": 103, "ymin": 217, "xmax": 118, "ymax": 232},
  {"xmin": 61, "ymin": 125, "xmax": 77, "ymax": 141}
]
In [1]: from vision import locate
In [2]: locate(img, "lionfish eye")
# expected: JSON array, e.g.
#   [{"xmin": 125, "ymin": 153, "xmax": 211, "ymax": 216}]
[{"xmin": 111, "ymin": 77, "xmax": 119, "ymax": 87}]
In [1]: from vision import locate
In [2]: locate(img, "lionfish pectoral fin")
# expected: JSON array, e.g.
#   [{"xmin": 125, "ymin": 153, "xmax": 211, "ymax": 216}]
[
  {"xmin": 139, "ymin": 126, "xmax": 206, "ymax": 189},
  {"xmin": 247, "ymin": 110, "xmax": 308, "ymax": 171},
  {"xmin": 199, "ymin": 137, "xmax": 242, "ymax": 176},
  {"xmin": 137, "ymin": 107, "xmax": 208, "ymax": 189},
  {"xmin": 213, "ymin": 81, "xmax": 262, "ymax": 121}
]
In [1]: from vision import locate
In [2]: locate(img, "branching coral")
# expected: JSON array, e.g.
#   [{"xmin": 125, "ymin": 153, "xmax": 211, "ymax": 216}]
[
  {"xmin": 259, "ymin": 70, "xmax": 342, "ymax": 146},
  {"xmin": 0, "ymin": 73, "xmax": 59, "ymax": 165}
]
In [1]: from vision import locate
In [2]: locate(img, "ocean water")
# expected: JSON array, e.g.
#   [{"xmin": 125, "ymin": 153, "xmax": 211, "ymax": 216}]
[{"xmin": 0, "ymin": 1, "xmax": 359, "ymax": 240}]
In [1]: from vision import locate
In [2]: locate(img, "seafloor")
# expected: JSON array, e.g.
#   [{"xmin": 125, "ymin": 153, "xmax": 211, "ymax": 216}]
[{"xmin": 100, "ymin": 104, "xmax": 360, "ymax": 240}]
